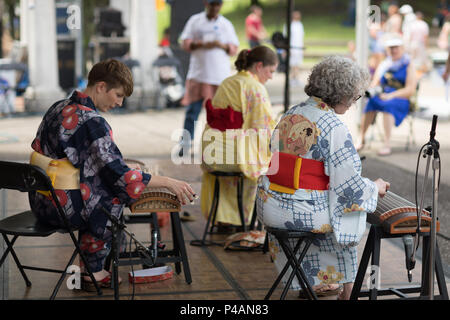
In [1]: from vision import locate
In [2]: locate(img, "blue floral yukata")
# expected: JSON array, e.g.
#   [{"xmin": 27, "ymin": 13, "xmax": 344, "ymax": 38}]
[
  {"xmin": 29, "ymin": 91, "xmax": 151, "ymax": 273},
  {"xmin": 257, "ymin": 96, "xmax": 379, "ymax": 289}
]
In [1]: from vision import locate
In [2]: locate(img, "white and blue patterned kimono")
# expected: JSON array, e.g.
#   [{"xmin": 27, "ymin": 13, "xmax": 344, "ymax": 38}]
[{"xmin": 256, "ymin": 96, "xmax": 379, "ymax": 288}]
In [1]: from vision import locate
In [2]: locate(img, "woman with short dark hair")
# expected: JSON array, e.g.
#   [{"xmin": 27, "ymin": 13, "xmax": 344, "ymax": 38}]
[{"xmin": 29, "ymin": 59, "xmax": 195, "ymax": 291}]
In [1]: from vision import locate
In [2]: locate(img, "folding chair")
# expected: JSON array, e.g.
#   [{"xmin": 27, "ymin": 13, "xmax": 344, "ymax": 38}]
[
  {"xmin": 190, "ymin": 171, "xmax": 246, "ymax": 247},
  {"xmin": 264, "ymin": 227, "xmax": 319, "ymax": 300},
  {"xmin": 0, "ymin": 160, "xmax": 102, "ymax": 299}
]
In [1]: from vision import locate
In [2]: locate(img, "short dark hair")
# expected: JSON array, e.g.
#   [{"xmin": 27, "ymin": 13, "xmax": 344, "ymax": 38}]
[
  {"xmin": 87, "ymin": 59, "xmax": 133, "ymax": 97},
  {"xmin": 234, "ymin": 46, "xmax": 278, "ymax": 72}
]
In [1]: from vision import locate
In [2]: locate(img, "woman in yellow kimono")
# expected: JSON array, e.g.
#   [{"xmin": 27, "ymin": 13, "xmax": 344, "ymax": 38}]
[{"xmin": 200, "ymin": 46, "xmax": 278, "ymax": 228}]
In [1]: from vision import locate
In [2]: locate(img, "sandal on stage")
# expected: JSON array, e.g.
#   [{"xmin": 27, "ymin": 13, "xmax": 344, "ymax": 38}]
[
  {"xmin": 81, "ymin": 272, "xmax": 122, "ymax": 292},
  {"xmin": 377, "ymin": 147, "xmax": 391, "ymax": 156},
  {"xmin": 298, "ymin": 285, "xmax": 342, "ymax": 299}
]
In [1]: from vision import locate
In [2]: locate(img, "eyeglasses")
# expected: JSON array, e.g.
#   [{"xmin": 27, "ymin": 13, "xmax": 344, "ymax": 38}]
[{"xmin": 345, "ymin": 95, "xmax": 362, "ymax": 107}]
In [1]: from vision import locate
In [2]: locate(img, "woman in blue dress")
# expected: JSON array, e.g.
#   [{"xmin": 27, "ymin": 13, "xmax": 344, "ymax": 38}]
[{"xmin": 357, "ymin": 34, "xmax": 417, "ymax": 156}]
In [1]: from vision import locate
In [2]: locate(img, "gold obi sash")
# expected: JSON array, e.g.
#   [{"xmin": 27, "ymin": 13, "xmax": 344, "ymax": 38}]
[{"xmin": 30, "ymin": 151, "xmax": 80, "ymax": 196}]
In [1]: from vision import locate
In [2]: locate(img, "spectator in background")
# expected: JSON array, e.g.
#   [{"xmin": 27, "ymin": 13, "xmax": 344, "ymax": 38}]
[
  {"xmin": 343, "ymin": 0, "xmax": 356, "ymax": 27},
  {"xmin": 159, "ymin": 27, "xmax": 171, "ymax": 48},
  {"xmin": 358, "ymin": 34, "xmax": 417, "ymax": 156},
  {"xmin": 368, "ymin": 13, "xmax": 387, "ymax": 76},
  {"xmin": 0, "ymin": 77, "xmax": 15, "ymax": 118},
  {"xmin": 284, "ymin": 10, "xmax": 304, "ymax": 87},
  {"xmin": 178, "ymin": 0, "xmax": 239, "ymax": 157},
  {"xmin": 399, "ymin": 4, "xmax": 416, "ymax": 52},
  {"xmin": 384, "ymin": 4, "xmax": 402, "ymax": 34},
  {"xmin": 408, "ymin": 11, "xmax": 430, "ymax": 75},
  {"xmin": 245, "ymin": 5, "xmax": 267, "ymax": 48},
  {"xmin": 380, "ymin": 0, "xmax": 393, "ymax": 15},
  {"xmin": 346, "ymin": 40, "xmax": 356, "ymax": 61},
  {"xmin": 434, "ymin": 0, "xmax": 450, "ymax": 28},
  {"xmin": 442, "ymin": 48, "xmax": 450, "ymax": 81},
  {"xmin": 437, "ymin": 14, "xmax": 450, "ymax": 50}
]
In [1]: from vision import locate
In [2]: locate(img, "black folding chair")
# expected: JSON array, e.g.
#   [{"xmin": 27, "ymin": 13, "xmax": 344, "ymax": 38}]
[
  {"xmin": 264, "ymin": 227, "xmax": 319, "ymax": 300},
  {"xmin": 0, "ymin": 160, "xmax": 102, "ymax": 299}
]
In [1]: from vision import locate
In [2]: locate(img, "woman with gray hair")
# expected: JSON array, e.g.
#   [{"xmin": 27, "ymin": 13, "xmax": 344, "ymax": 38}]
[{"xmin": 256, "ymin": 55, "xmax": 390, "ymax": 299}]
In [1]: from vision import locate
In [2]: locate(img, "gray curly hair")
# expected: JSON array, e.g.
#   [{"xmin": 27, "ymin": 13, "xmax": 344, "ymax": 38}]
[{"xmin": 304, "ymin": 55, "xmax": 370, "ymax": 107}]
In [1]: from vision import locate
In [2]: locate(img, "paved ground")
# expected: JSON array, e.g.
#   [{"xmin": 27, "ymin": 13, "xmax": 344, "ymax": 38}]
[{"xmin": 1, "ymin": 67, "xmax": 450, "ymax": 300}]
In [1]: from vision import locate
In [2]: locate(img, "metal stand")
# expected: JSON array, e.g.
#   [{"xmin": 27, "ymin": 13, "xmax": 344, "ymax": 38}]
[
  {"xmin": 350, "ymin": 225, "xmax": 448, "ymax": 300},
  {"xmin": 411, "ymin": 115, "xmax": 441, "ymax": 300},
  {"xmin": 105, "ymin": 208, "xmax": 192, "ymax": 300},
  {"xmin": 103, "ymin": 208, "xmax": 157, "ymax": 300}
]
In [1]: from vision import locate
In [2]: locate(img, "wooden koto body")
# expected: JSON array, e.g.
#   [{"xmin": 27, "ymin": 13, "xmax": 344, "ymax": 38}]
[
  {"xmin": 122, "ymin": 159, "xmax": 182, "ymax": 214},
  {"xmin": 129, "ymin": 187, "xmax": 181, "ymax": 213},
  {"xmin": 367, "ymin": 191, "xmax": 440, "ymax": 234}
]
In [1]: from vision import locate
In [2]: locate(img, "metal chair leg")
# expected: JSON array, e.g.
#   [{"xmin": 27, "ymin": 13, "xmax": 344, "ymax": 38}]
[
  {"xmin": 265, "ymin": 235, "xmax": 316, "ymax": 300},
  {"xmin": 279, "ymin": 237, "xmax": 317, "ymax": 300},
  {"xmin": 350, "ymin": 226, "xmax": 376, "ymax": 300},
  {"xmin": 2, "ymin": 234, "xmax": 31, "ymax": 287},
  {"xmin": 249, "ymin": 201, "xmax": 258, "ymax": 231},
  {"xmin": 209, "ymin": 176, "xmax": 220, "ymax": 234},
  {"xmin": 50, "ymin": 248, "xmax": 78, "ymax": 300},
  {"xmin": 236, "ymin": 175, "xmax": 246, "ymax": 232},
  {"xmin": 191, "ymin": 176, "xmax": 220, "ymax": 246}
]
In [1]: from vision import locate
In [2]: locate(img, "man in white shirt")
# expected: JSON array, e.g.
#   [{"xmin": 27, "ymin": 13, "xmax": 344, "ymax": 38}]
[
  {"xmin": 399, "ymin": 4, "xmax": 417, "ymax": 52},
  {"xmin": 178, "ymin": 0, "xmax": 239, "ymax": 156},
  {"xmin": 286, "ymin": 10, "xmax": 304, "ymax": 86}
]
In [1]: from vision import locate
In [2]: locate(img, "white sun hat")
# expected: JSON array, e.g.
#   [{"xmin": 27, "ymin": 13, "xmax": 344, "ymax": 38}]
[
  {"xmin": 399, "ymin": 4, "xmax": 413, "ymax": 14},
  {"xmin": 383, "ymin": 34, "xmax": 404, "ymax": 47}
]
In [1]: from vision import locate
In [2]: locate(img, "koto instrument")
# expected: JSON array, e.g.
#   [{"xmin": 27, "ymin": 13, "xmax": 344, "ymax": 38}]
[
  {"xmin": 367, "ymin": 191, "xmax": 440, "ymax": 235},
  {"xmin": 123, "ymin": 159, "xmax": 181, "ymax": 213},
  {"xmin": 130, "ymin": 186, "xmax": 181, "ymax": 213}
]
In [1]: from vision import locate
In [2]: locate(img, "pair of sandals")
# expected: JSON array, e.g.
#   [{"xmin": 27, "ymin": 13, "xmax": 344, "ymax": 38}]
[{"xmin": 81, "ymin": 271, "xmax": 122, "ymax": 292}]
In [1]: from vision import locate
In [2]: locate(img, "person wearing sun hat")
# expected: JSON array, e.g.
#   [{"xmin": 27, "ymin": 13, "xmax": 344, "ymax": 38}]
[{"xmin": 357, "ymin": 33, "xmax": 418, "ymax": 156}]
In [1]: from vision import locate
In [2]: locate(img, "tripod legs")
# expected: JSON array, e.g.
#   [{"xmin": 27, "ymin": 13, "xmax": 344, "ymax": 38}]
[{"xmin": 351, "ymin": 225, "xmax": 448, "ymax": 300}]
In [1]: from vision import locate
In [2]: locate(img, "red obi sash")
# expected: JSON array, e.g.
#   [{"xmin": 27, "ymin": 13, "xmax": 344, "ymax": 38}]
[
  {"xmin": 205, "ymin": 99, "xmax": 243, "ymax": 131},
  {"xmin": 267, "ymin": 152, "xmax": 329, "ymax": 194}
]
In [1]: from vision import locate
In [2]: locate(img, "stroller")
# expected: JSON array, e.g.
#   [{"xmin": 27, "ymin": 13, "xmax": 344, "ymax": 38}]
[
  {"xmin": 152, "ymin": 47, "xmax": 185, "ymax": 109},
  {"xmin": 0, "ymin": 60, "xmax": 28, "ymax": 116},
  {"xmin": 0, "ymin": 77, "xmax": 14, "ymax": 116}
]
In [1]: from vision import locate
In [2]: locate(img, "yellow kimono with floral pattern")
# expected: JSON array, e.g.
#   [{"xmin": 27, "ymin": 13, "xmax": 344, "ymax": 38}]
[{"xmin": 200, "ymin": 70, "xmax": 276, "ymax": 225}]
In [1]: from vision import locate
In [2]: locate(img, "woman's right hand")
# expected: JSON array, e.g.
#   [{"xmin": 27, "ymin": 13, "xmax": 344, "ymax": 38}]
[
  {"xmin": 147, "ymin": 176, "xmax": 196, "ymax": 205},
  {"xmin": 374, "ymin": 178, "xmax": 390, "ymax": 198}
]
